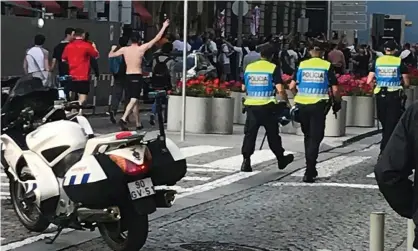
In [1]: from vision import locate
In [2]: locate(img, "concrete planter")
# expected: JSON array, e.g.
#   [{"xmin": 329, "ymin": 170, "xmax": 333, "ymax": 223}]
[
  {"xmin": 412, "ymin": 86, "xmax": 418, "ymax": 101},
  {"xmin": 185, "ymin": 97, "xmax": 212, "ymax": 134},
  {"xmin": 353, "ymin": 96, "xmax": 374, "ymax": 127},
  {"xmin": 167, "ymin": 95, "xmax": 182, "ymax": 132},
  {"xmin": 325, "ymin": 100, "xmax": 347, "ymax": 137},
  {"xmin": 342, "ymin": 96, "xmax": 355, "ymax": 126},
  {"xmin": 405, "ymin": 88, "xmax": 415, "ymax": 108},
  {"xmin": 231, "ymin": 92, "xmax": 246, "ymax": 124},
  {"xmin": 211, "ymin": 97, "xmax": 234, "ymax": 134}
]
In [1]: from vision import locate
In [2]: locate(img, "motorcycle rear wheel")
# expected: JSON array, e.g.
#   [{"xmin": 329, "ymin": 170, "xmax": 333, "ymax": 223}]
[
  {"xmin": 9, "ymin": 167, "xmax": 50, "ymax": 232},
  {"xmin": 98, "ymin": 205, "xmax": 149, "ymax": 251}
]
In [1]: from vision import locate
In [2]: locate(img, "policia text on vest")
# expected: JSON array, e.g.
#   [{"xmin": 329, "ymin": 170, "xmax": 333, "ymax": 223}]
[
  {"xmin": 367, "ymin": 54, "xmax": 410, "ymax": 155},
  {"xmin": 240, "ymin": 57, "xmax": 294, "ymax": 173},
  {"xmin": 288, "ymin": 57, "xmax": 340, "ymax": 183}
]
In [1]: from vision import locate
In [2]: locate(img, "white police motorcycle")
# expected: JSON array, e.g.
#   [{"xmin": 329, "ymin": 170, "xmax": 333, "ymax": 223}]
[{"xmin": 1, "ymin": 75, "xmax": 187, "ymax": 250}]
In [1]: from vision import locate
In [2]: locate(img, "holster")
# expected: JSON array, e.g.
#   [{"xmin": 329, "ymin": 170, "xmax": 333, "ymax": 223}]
[
  {"xmin": 241, "ymin": 97, "xmax": 246, "ymax": 114},
  {"xmin": 325, "ymin": 98, "xmax": 335, "ymax": 118}
]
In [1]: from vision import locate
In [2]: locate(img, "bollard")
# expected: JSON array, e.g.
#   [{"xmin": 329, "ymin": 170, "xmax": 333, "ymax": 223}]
[
  {"xmin": 407, "ymin": 219, "xmax": 416, "ymax": 251},
  {"xmin": 370, "ymin": 212, "xmax": 385, "ymax": 251}
]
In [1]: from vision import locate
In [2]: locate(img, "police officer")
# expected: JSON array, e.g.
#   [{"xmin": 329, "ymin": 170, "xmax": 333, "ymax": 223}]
[
  {"xmin": 366, "ymin": 40, "xmax": 410, "ymax": 156},
  {"xmin": 374, "ymin": 102, "xmax": 418, "ymax": 249},
  {"xmin": 288, "ymin": 42, "xmax": 340, "ymax": 183},
  {"xmin": 241, "ymin": 44, "xmax": 294, "ymax": 172}
]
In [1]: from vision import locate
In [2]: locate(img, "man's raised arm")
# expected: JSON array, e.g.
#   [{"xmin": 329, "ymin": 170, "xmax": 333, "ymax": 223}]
[{"xmin": 141, "ymin": 19, "xmax": 170, "ymax": 51}]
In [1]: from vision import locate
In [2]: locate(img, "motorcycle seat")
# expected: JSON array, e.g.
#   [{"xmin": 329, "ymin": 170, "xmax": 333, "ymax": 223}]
[{"xmin": 83, "ymin": 131, "xmax": 146, "ymax": 156}]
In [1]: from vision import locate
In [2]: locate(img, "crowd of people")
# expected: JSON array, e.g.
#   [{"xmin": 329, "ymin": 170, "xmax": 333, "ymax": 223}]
[{"xmin": 23, "ymin": 24, "xmax": 418, "ymax": 133}]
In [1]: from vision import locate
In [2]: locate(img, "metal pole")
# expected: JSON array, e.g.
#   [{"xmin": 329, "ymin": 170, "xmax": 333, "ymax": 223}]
[
  {"xmin": 326, "ymin": 0, "xmax": 332, "ymax": 40},
  {"xmin": 407, "ymin": 219, "xmax": 416, "ymax": 251},
  {"xmin": 369, "ymin": 212, "xmax": 385, "ymax": 251},
  {"xmin": 237, "ymin": 1, "xmax": 243, "ymax": 47},
  {"xmin": 88, "ymin": 1, "xmax": 96, "ymax": 20},
  {"xmin": 180, "ymin": 0, "xmax": 188, "ymax": 142}
]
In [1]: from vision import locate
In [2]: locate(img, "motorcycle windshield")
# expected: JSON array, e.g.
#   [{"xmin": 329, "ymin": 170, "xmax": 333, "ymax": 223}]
[{"xmin": 9, "ymin": 72, "xmax": 55, "ymax": 98}]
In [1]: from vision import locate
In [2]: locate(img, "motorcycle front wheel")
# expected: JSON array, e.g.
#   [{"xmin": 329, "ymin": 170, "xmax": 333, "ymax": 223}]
[
  {"xmin": 10, "ymin": 166, "xmax": 50, "ymax": 232},
  {"xmin": 98, "ymin": 205, "xmax": 149, "ymax": 251}
]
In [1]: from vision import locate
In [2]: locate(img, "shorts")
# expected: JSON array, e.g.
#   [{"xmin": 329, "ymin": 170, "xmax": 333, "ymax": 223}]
[
  {"xmin": 126, "ymin": 74, "xmax": 143, "ymax": 100},
  {"xmin": 70, "ymin": 80, "xmax": 90, "ymax": 95}
]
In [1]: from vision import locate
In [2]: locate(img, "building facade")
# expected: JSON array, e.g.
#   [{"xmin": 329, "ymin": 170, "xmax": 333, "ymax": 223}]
[{"xmin": 358, "ymin": 1, "xmax": 418, "ymax": 44}]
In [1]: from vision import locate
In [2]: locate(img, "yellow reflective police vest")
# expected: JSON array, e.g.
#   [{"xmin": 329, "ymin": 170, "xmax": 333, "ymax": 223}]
[
  {"xmin": 244, "ymin": 60, "xmax": 277, "ymax": 106},
  {"xmin": 294, "ymin": 58, "xmax": 331, "ymax": 105},
  {"xmin": 374, "ymin": 55, "xmax": 402, "ymax": 94}
]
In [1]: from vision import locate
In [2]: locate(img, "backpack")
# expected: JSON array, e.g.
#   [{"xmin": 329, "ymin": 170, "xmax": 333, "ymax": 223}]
[
  {"xmin": 152, "ymin": 56, "xmax": 172, "ymax": 89},
  {"xmin": 109, "ymin": 56, "xmax": 123, "ymax": 74}
]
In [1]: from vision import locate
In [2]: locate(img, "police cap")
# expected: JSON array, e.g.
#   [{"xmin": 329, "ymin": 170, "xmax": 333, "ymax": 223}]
[{"xmin": 383, "ymin": 40, "xmax": 398, "ymax": 51}]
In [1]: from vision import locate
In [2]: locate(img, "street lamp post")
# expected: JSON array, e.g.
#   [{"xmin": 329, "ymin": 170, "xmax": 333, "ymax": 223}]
[{"xmin": 180, "ymin": 0, "xmax": 188, "ymax": 142}]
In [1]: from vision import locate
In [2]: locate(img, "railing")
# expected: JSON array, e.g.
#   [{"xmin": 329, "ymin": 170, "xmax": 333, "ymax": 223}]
[
  {"xmin": 1, "ymin": 73, "xmax": 152, "ymax": 115},
  {"xmin": 369, "ymin": 212, "xmax": 415, "ymax": 251}
]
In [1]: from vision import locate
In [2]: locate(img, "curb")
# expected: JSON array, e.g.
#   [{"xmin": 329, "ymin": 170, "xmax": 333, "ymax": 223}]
[{"xmin": 341, "ymin": 129, "xmax": 382, "ymax": 146}]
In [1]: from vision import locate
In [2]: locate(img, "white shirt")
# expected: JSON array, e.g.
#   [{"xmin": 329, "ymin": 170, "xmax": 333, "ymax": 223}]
[
  {"xmin": 280, "ymin": 49, "xmax": 299, "ymax": 70},
  {"xmin": 400, "ymin": 49, "xmax": 412, "ymax": 59},
  {"xmin": 26, "ymin": 46, "xmax": 46, "ymax": 73},
  {"xmin": 233, "ymin": 46, "xmax": 250, "ymax": 67},
  {"xmin": 199, "ymin": 40, "xmax": 218, "ymax": 63},
  {"xmin": 221, "ymin": 44, "xmax": 230, "ymax": 64},
  {"xmin": 172, "ymin": 40, "xmax": 191, "ymax": 52}
]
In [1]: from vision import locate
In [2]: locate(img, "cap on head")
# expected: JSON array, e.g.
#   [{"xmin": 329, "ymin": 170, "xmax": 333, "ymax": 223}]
[{"xmin": 383, "ymin": 40, "xmax": 397, "ymax": 51}]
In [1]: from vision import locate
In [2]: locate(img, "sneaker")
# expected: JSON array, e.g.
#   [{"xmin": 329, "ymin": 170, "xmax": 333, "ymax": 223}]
[
  {"xmin": 119, "ymin": 119, "xmax": 129, "ymax": 131},
  {"xmin": 109, "ymin": 111, "xmax": 116, "ymax": 124},
  {"xmin": 149, "ymin": 114, "xmax": 155, "ymax": 126},
  {"xmin": 278, "ymin": 154, "xmax": 294, "ymax": 170},
  {"xmin": 240, "ymin": 158, "xmax": 252, "ymax": 172},
  {"xmin": 136, "ymin": 123, "xmax": 144, "ymax": 131}
]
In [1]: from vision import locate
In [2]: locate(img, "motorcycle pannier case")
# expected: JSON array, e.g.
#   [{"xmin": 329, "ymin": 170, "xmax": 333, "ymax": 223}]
[
  {"xmin": 63, "ymin": 154, "xmax": 133, "ymax": 209},
  {"xmin": 147, "ymin": 139, "xmax": 187, "ymax": 186}
]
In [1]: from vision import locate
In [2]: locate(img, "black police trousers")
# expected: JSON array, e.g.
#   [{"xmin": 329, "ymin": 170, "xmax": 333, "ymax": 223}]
[
  {"xmin": 298, "ymin": 101, "xmax": 328, "ymax": 171},
  {"xmin": 376, "ymin": 90, "xmax": 404, "ymax": 153},
  {"xmin": 241, "ymin": 103, "xmax": 285, "ymax": 159}
]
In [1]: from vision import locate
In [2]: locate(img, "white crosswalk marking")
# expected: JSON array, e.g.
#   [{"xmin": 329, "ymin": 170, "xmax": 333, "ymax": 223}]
[
  {"xmin": 1, "ymin": 169, "xmax": 9, "ymax": 200},
  {"xmin": 180, "ymin": 145, "xmax": 232, "ymax": 158},
  {"xmin": 367, "ymin": 173, "xmax": 375, "ymax": 178},
  {"xmin": 291, "ymin": 156, "xmax": 372, "ymax": 178},
  {"xmin": 191, "ymin": 150, "xmax": 295, "ymax": 170},
  {"xmin": 0, "ymin": 144, "xmax": 378, "ymax": 201}
]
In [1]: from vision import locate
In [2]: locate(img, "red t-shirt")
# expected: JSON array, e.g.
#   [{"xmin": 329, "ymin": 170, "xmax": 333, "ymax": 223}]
[{"xmin": 62, "ymin": 39, "xmax": 99, "ymax": 81}]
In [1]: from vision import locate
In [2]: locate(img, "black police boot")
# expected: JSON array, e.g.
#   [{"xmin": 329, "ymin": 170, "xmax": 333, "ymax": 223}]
[
  {"xmin": 241, "ymin": 158, "xmax": 252, "ymax": 172},
  {"xmin": 278, "ymin": 154, "xmax": 294, "ymax": 170},
  {"xmin": 303, "ymin": 168, "xmax": 318, "ymax": 183}
]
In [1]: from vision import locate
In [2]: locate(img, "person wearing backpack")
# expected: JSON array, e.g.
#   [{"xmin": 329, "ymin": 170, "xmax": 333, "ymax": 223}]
[
  {"xmin": 150, "ymin": 42, "xmax": 175, "ymax": 125},
  {"xmin": 108, "ymin": 36, "xmax": 128, "ymax": 124}
]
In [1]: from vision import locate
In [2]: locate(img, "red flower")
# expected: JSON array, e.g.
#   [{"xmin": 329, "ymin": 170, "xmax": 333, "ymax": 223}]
[
  {"xmin": 205, "ymin": 87, "xmax": 213, "ymax": 95},
  {"xmin": 197, "ymin": 75, "xmax": 205, "ymax": 81}
]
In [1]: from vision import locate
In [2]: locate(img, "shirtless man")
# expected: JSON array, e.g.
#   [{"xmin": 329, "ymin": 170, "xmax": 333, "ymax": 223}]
[{"xmin": 109, "ymin": 19, "xmax": 170, "ymax": 131}]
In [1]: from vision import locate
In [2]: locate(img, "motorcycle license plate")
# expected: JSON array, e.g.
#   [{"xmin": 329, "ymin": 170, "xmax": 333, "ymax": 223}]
[{"xmin": 127, "ymin": 178, "xmax": 155, "ymax": 200}]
